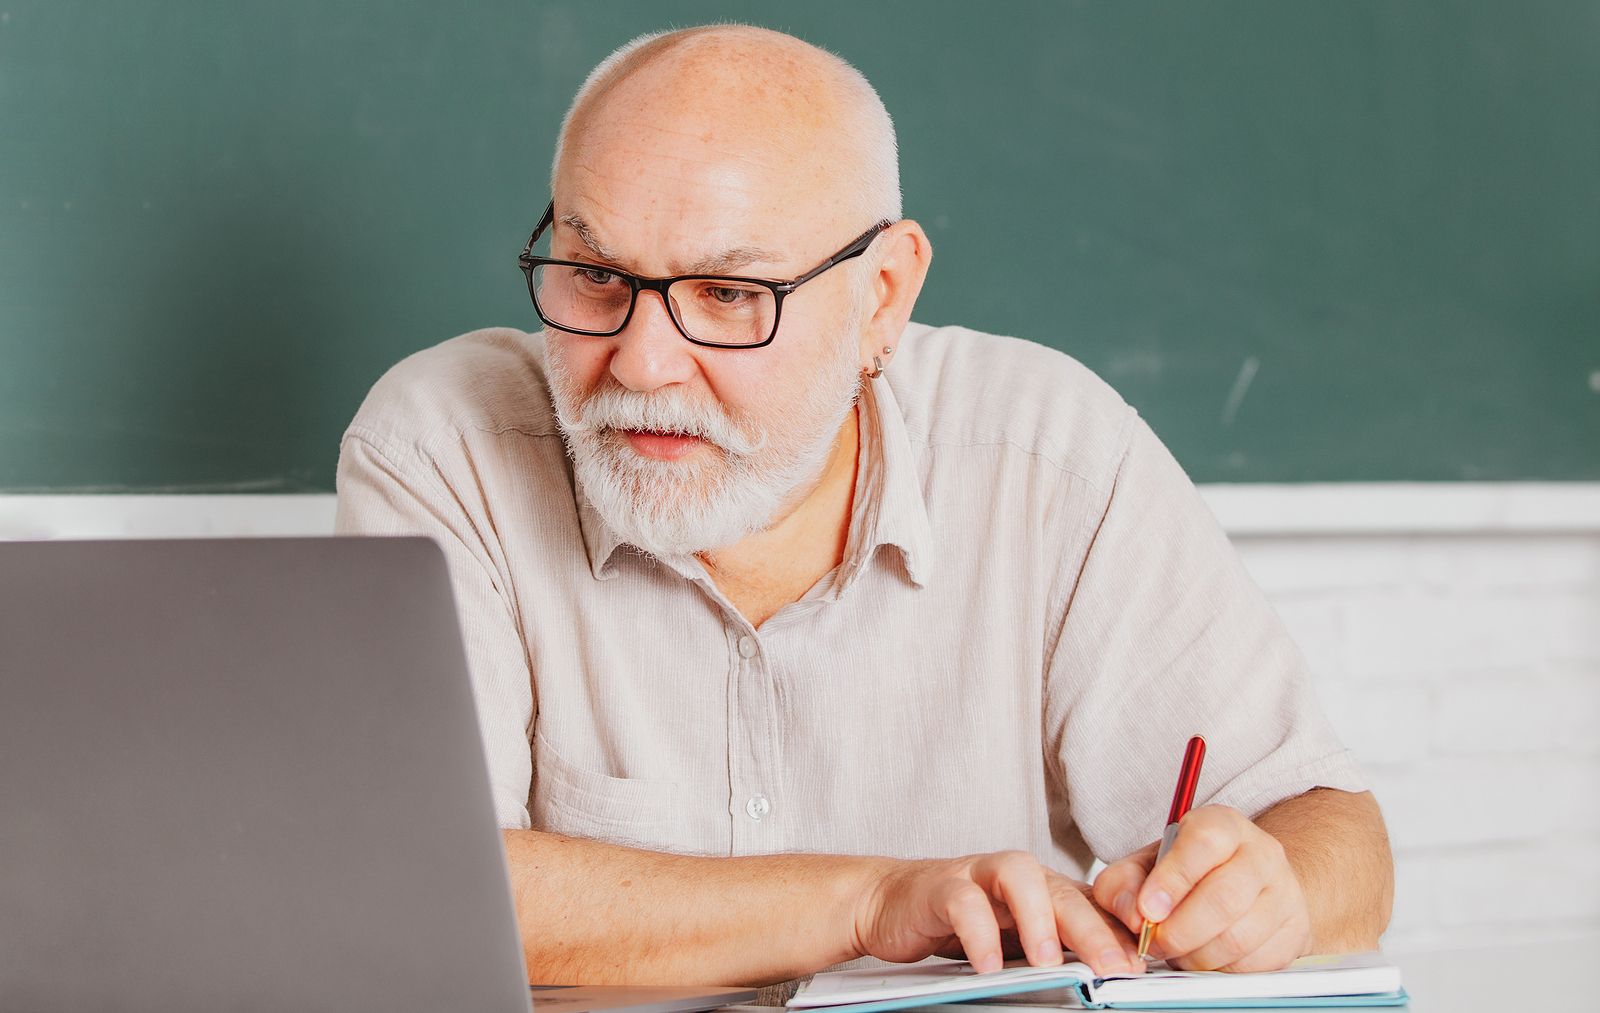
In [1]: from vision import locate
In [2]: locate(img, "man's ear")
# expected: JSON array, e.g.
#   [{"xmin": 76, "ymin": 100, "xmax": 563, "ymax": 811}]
[{"xmin": 858, "ymin": 220, "xmax": 933, "ymax": 366}]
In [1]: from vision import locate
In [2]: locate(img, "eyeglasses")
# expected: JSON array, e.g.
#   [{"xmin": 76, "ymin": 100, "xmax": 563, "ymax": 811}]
[{"xmin": 517, "ymin": 201, "xmax": 893, "ymax": 349}]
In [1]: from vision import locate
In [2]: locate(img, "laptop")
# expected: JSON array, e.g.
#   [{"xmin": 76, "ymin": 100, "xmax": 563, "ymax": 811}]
[{"xmin": 0, "ymin": 536, "xmax": 756, "ymax": 1013}]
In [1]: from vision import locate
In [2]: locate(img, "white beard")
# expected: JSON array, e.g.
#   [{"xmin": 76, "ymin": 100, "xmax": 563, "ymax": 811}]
[{"xmin": 546, "ymin": 329, "xmax": 864, "ymax": 559}]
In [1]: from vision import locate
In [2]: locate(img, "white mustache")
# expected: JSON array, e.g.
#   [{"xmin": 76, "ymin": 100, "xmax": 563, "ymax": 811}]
[{"xmin": 556, "ymin": 385, "xmax": 766, "ymax": 457}]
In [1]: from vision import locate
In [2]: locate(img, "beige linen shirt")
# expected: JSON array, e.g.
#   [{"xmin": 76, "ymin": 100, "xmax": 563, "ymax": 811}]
[{"xmin": 334, "ymin": 322, "xmax": 1364, "ymax": 876}]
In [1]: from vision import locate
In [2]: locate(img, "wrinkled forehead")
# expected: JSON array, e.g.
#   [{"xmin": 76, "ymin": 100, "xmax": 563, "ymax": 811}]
[{"xmin": 553, "ymin": 62, "xmax": 862, "ymax": 275}]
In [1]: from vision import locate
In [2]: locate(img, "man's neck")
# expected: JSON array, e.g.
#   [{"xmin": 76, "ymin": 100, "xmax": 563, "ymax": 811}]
[{"xmin": 696, "ymin": 404, "xmax": 861, "ymax": 629}]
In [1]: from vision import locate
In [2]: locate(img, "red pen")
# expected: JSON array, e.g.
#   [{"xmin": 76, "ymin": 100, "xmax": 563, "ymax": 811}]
[{"xmin": 1137, "ymin": 735, "xmax": 1206, "ymax": 961}]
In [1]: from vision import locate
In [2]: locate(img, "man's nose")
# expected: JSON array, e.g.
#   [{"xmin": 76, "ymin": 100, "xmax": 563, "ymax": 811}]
[{"xmin": 608, "ymin": 287, "xmax": 698, "ymax": 392}]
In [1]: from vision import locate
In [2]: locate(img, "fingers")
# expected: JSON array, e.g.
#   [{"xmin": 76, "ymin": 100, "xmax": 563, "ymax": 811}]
[
  {"xmin": 1145, "ymin": 859, "xmax": 1265, "ymax": 961},
  {"xmin": 1138, "ymin": 806, "xmax": 1246, "ymax": 923},
  {"xmin": 1206, "ymin": 906, "xmax": 1310, "ymax": 973},
  {"xmin": 973, "ymin": 852, "xmax": 1064, "ymax": 967},
  {"xmin": 1049, "ymin": 877, "xmax": 1144, "ymax": 977},
  {"xmin": 1169, "ymin": 895, "xmax": 1295, "ymax": 971},
  {"xmin": 871, "ymin": 851, "xmax": 1154, "ymax": 977},
  {"xmin": 1091, "ymin": 842, "xmax": 1159, "ymax": 932},
  {"xmin": 1218, "ymin": 913, "xmax": 1310, "ymax": 974},
  {"xmin": 931, "ymin": 877, "xmax": 1005, "ymax": 972},
  {"xmin": 1134, "ymin": 807, "xmax": 1312, "ymax": 974},
  {"xmin": 948, "ymin": 853, "xmax": 1139, "ymax": 977}
]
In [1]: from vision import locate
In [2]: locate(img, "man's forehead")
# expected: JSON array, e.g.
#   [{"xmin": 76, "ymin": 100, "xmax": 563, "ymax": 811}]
[
  {"xmin": 550, "ymin": 113, "xmax": 862, "ymax": 277},
  {"xmin": 554, "ymin": 83, "xmax": 854, "ymax": 276}
]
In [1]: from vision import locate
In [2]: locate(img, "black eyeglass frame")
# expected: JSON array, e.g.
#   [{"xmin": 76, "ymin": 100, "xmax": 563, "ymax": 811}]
[{"xmin": 517, "ymin": 200, "xmax": 894, "ymax": 349}]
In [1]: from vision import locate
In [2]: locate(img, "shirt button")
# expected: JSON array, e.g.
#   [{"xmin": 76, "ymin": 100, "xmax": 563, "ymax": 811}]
[
  {"xmin": 737, "ymin": 635, "xmax": 758, "ymax": 659},
  {"xmin": 745, "ymin": 794, "xmax": 772, "ymax": 821}
]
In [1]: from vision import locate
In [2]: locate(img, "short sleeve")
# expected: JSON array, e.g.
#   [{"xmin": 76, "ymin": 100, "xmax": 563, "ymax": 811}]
[
  {"xmin": 334, "ymin": 430, "xmax": 536, "ymax": 830},
  {"xmin": 1044, "ymin": 415, "xmax": 1365, "ymax": 862}
]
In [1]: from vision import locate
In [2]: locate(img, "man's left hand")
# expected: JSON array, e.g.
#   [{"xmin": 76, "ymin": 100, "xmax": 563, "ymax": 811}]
[{"xmin": 1091, "ymin": 805, "xmax": 1312, "ymax": 972}]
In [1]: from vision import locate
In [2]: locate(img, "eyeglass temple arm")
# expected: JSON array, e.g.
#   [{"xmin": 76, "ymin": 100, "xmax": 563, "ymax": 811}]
[
  {"xmin": 782, "ymin": 219, "xmax": 896, "ymax": 289},
  {"xmin": 520, "ymin": 201, "xmax": 557, "ymax": 260}
]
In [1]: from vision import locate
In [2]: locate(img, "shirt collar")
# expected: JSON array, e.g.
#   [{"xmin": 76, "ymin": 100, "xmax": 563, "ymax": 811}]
[
  {"xmin": 839, "ymin": 374, "xmax": 933, "ymax": 589},
  {"xmin": 574, "ymin": 476, "xmax": 629, "ymax": 582},
  {"xmin": 574, "ymin": 374, "xmax": 934, "ymax": 588}
]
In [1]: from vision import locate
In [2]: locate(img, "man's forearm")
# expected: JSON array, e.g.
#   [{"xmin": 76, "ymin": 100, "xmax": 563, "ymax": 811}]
[
  {"xmin": 1254, "ymin": 788, "xmax": 1394, "ymax": 953},
  {"xmin": 501, "ymin": 829, "xmax": 891, "ymax": 986}
]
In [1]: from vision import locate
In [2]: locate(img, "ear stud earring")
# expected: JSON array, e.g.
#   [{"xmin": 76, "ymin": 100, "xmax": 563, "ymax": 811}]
[{"xmin": 865, "ymin": 346, "xmax": 895, "ymax": 379}]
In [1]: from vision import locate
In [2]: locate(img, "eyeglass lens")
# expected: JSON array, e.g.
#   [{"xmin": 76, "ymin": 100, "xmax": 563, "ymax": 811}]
[{"xmin": 531, "ymin": 265, "xmax": 777, "ymax": 346}]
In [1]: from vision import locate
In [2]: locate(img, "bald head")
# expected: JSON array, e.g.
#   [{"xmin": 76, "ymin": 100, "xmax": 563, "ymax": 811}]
[
  {"xmin": 539, "ymin": 28, "xmax": 936, "ymax": 559},
  {"xmin": 551, "ymin": 25, "xmax": 901, "ymax": 236}
]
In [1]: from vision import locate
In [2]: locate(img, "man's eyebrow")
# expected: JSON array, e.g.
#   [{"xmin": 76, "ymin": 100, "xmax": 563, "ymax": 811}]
[
  {"xmin": 557, "ymin": 213, "xmax": 627, "ymax": 266},
  {"xmin": 556, "ymin": 213, "xmax": 786, "ymax": 277}
]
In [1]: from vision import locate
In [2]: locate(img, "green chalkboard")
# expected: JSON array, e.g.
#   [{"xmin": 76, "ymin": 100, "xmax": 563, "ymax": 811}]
[{"xmin": 2, "ymin": 1, "xmax": 1596, "ymax": 490}]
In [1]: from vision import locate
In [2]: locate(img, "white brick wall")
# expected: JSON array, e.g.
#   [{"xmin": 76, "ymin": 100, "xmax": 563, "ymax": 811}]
[
  {"xmin": 1234, "ymin": 531, "xmax": 1600, "ymax": 952},
  {"xmin": 3, "ymin": 487, "xmax": 1598, "ymax": 953}
]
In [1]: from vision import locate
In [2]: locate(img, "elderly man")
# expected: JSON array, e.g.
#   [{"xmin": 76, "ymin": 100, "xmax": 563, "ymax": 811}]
[{"xmin": 336, "ymin": 25, "xmax": 1392, "ymax": 990}]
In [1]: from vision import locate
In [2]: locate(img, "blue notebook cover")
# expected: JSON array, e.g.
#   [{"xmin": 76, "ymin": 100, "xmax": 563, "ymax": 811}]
[{"xmin": 1102, "ymin": 990, "xmax": 1409, "ymax": 1009}]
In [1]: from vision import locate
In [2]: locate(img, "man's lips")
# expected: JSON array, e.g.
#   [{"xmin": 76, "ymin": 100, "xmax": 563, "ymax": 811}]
[{"xmin": 620, "ymin": 428, "xmax": 708, "ymax": 461}]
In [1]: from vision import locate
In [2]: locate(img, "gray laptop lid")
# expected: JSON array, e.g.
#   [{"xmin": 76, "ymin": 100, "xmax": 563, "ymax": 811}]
[{"xmin": 0, "ymin": 536, "xmax": 532, "ymax": 1013}]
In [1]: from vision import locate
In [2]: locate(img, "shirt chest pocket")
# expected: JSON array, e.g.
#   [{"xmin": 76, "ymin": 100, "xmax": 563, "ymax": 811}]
[{"xmin": 530, "ymin": 730, "xmax": 680, "ymax": 848}]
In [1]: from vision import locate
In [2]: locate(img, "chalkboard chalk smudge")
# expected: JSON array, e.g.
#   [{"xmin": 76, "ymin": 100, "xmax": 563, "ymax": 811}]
[
  {"xmin": 1107, "ymin": 350, "xmax": 1164, "ymax": 378},
  {"xmin": 1221, "ymin": 356, "xmax": 1260, "ymax": 428}
]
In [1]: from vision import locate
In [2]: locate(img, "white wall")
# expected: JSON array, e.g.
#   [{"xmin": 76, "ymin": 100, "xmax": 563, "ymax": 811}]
[
  {"xmin": 3, "ymin": 484, "xmax": 1597, "ymax": 952},
  {"xmin": 1236, "ymin": 532, "xmax": 1600, "ymax": 952}
]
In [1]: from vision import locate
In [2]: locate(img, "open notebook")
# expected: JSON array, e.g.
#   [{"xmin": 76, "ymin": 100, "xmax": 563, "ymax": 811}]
[{"xmin": 787, "ymin": 953, "xmax": 1406, "ymax": 1010}]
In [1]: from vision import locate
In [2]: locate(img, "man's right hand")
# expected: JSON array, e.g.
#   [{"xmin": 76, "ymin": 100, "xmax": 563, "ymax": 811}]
[{"xmin": 851, "ymin": 851, "xmax": 1145, "ymax": 978}]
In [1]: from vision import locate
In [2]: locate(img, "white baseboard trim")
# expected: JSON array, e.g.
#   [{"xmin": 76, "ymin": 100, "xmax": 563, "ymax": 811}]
[
  {"xmin": 1199, "ymin": 482, "xmax": 1600, "ymax": 535},
  {"xmin": 0, "ymin": 494, "xmax": 339, "ymax": 540},
  {"xmin": 1, "ymin": 483, "xmax": 1597, "ymax": 540}
]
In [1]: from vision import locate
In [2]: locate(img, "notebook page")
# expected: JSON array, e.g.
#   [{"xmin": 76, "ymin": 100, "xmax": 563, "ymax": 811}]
[
  {"xmin": 788, "ymin": 959, "xmax": 1094, "ymax": 1007},
  {"xmin": 1087, "ymin": 952, "xmax": 1402, "ymax": 1005}
]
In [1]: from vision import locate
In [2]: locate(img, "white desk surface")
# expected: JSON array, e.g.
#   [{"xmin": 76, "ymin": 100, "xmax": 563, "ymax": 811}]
[{"xmin": 1385, "ymin": 935, "xmax": 1591, "ymax": 1011}]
